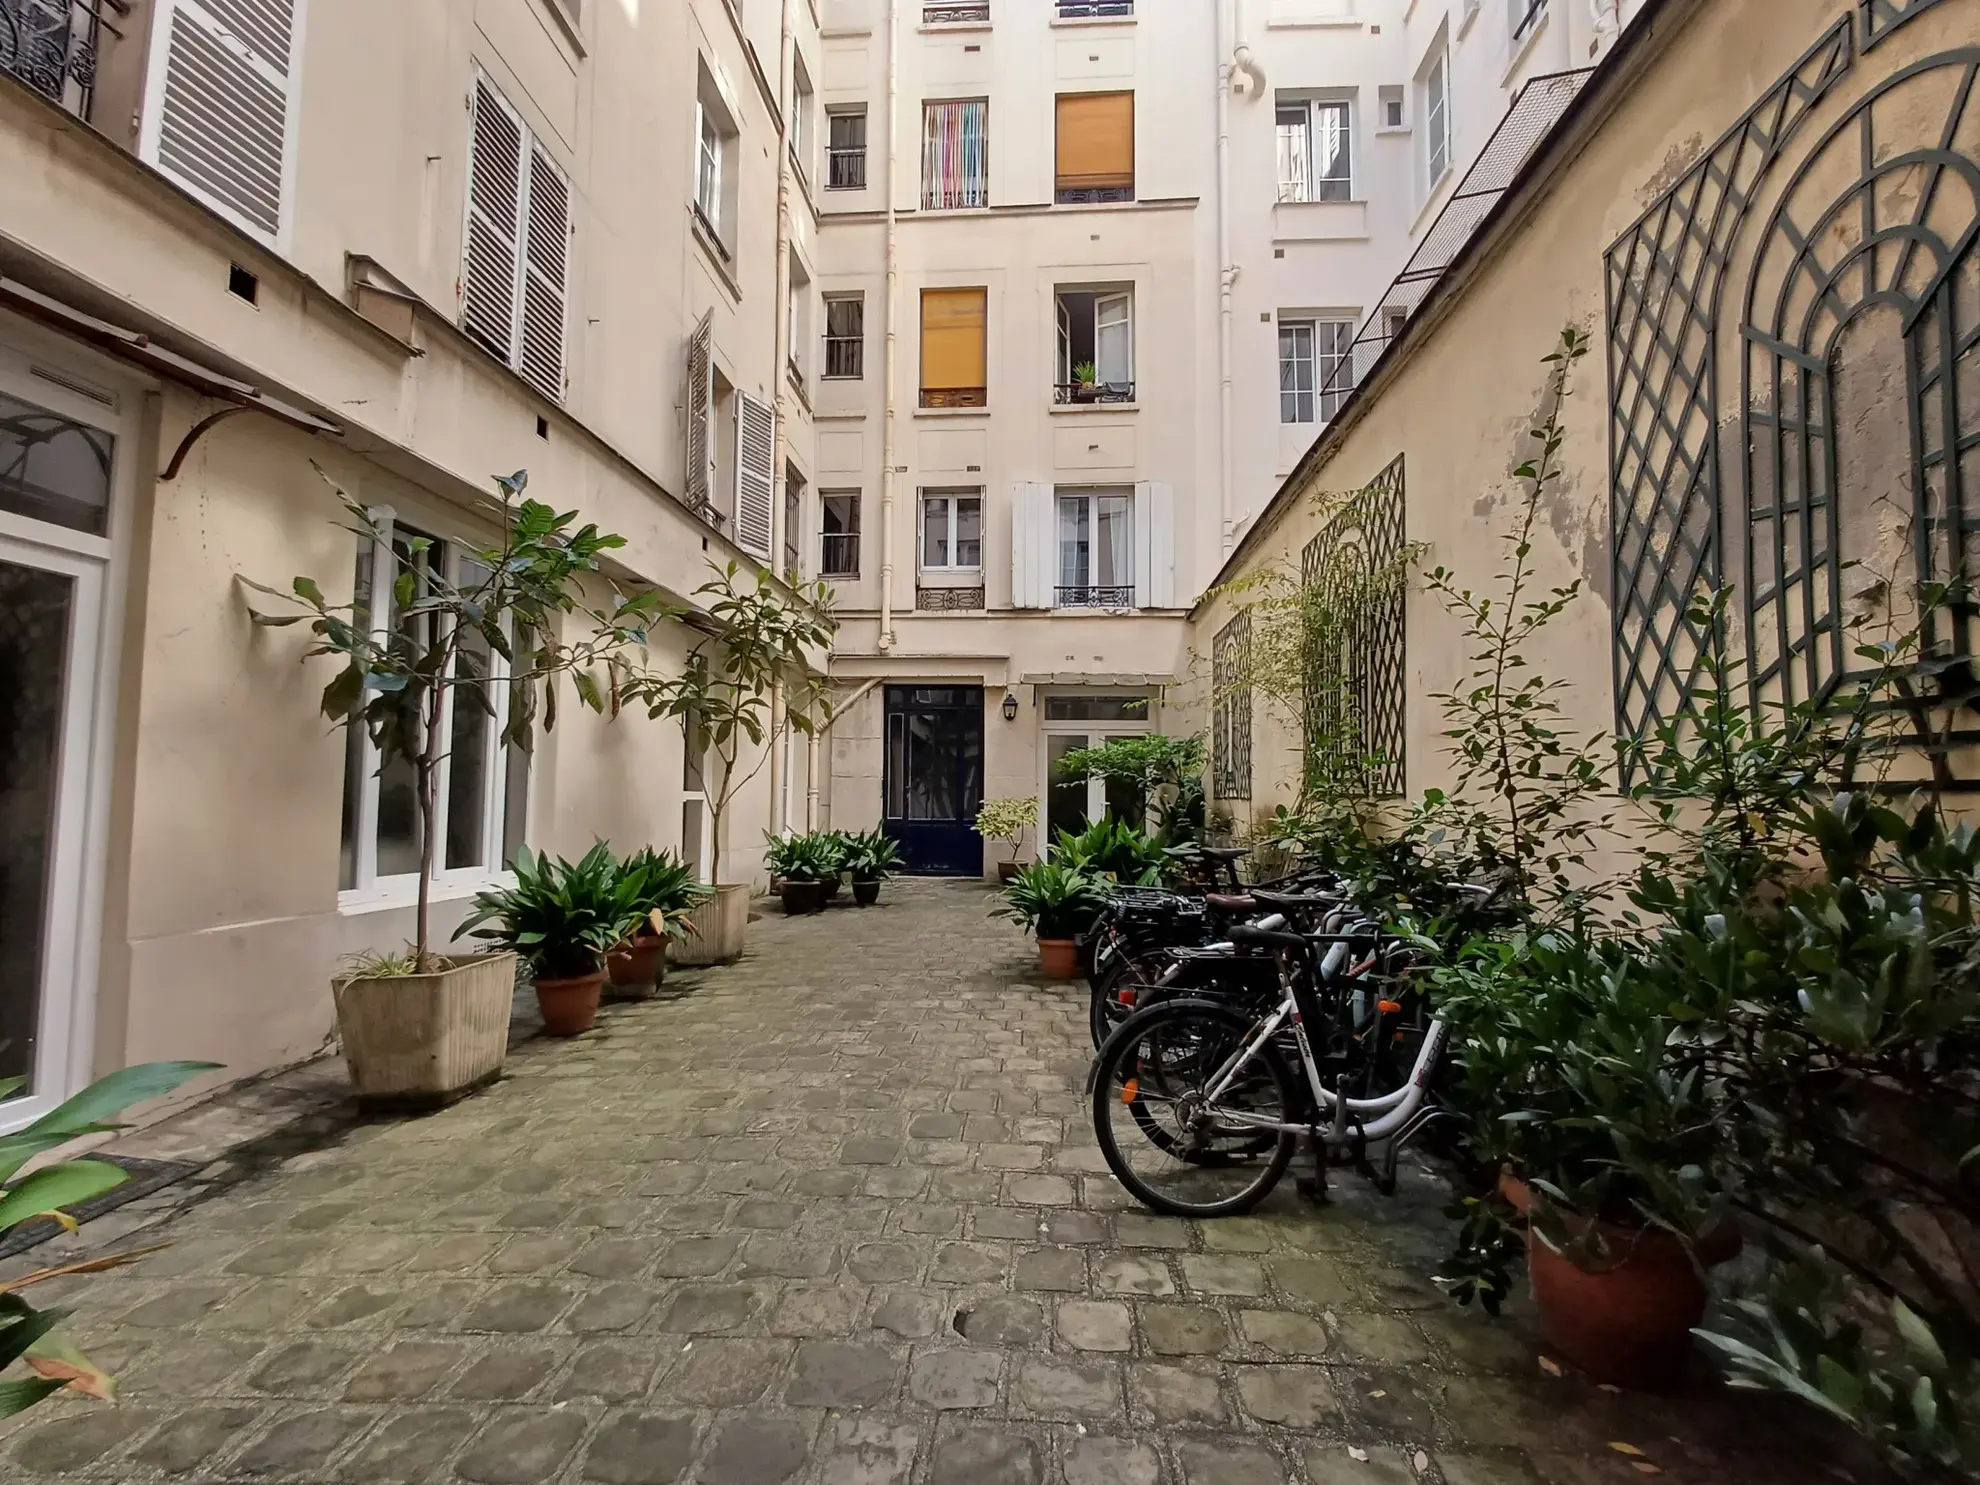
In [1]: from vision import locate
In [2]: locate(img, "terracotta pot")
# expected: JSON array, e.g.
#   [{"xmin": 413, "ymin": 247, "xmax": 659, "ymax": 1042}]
[
  {"xmin": 781, "ymin": 879, "xmax": 829, "ymax": 915},
  {"xmin": 1038, "ymin": 938, "xmax": 1081, "ymax": 979},
  {"xmin": 333, "ymin": 953, "xmax": 516, "ymax": 1112},
  {"xmin": 674, "ymin": 884, "xmax": 750, "ymax": 965},
  {"xmin": 853, "ymin": 877, "xmax": 881, "ymax": 907},
  {"xmin": 605, "ymin": 936, "xmax": 667, "ymax": 1000},
  {"xmin": 998, "ymin": 860, "xmax": 1024, "ymax": 885},
  {"xmin": 1500, "ymin": 1173, "xmax": 1740, "ymax": 1389},
  {"xmin": 533, "ymin": 969, "xmax": 605, "ymax": 1037}
]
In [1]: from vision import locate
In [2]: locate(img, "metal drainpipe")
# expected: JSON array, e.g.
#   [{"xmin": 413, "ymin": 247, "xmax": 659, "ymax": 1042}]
[
  {"xmin": 768, "ymin": 0, "xmax": 799, "ymax": 832},
  {"xmin": 878, "ymin": 0, "xmax": 901, "ymax": 652},
  {"xmin": 807, "ymin": 676, "xmax": 884, "ymax": 829},
  {"xmin": 1216, "ymin": 0, "xmax": 1238, "ymax": 553}
]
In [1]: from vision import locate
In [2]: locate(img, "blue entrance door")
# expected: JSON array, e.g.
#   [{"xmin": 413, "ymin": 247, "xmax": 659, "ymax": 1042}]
[{"xmin": 883, "ymin": 685, "xmax": 985, "ymax": 876}]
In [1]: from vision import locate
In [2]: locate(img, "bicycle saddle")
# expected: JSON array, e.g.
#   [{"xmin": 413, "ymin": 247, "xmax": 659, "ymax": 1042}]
[{"xmin": 1202, "ymin": 892, "xmax": 1257, "ymax": 913}]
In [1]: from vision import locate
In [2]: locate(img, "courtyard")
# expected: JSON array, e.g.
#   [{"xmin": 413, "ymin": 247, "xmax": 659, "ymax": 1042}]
[{"xmin": 0, "ymin": 881, "xmax": 1874, "ymax": 1485}]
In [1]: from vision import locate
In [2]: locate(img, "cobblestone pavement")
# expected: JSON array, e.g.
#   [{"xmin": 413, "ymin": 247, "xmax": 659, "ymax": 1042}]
[{"xmin": 1, "ymin": 880, "xmax": 1878, "ymax": 1484}]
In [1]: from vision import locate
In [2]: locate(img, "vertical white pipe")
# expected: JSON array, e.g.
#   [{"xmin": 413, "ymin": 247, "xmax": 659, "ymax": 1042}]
[
  {"xmin": 878, "ymin": 0, "xmax": 901, "ymax": 651},
  {"xmin": 767, "ymin": 0, "xmax": 799, "ymax": 830},
  {"xmin": 1216, "ymin": 0, "xmax": 1237, "ymax": 552}
]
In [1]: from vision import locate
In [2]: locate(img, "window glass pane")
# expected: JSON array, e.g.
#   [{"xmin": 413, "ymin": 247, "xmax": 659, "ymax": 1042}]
[
  {"xmin": 1047, "ymin": 733, "xmax": 1092, "ymax": 841},
  {"xmin": 1045, "ymin": 696, "xmax": 1152, "ymax": 722},
  {"xmin": 374, "ymin": 528, "xmax": 440, "ymax": 878},
  {"xmin": 338, "ymin": 538, "xmax": 374, "ymax": 891},
  {"xmin": 446, "ymin": 616, "xmax": 494, "ymax": 871},
  {"xmin": 1275, "ymin": 104, "xmax": 1310, "ymax": 201},
  {"xmin": 1315, "ymin": 102, "xmax": 1351, "ymax": 200},
  {"xmin": 1095, "ymin": 295, "xmax": 1131, "ymax": 385},
  {"xmin": 502, "ymin": 734, "xmax": 530, "ymax": 867},
  {"xmin": 955, "ymin": 497, "xmax": 982, "ymax": 568},
  {"xmin": 923, "ymin": 498, "xmax": 950, "ymax": 566},
  {"xmin": 1058, "ymin": 495, "xmax": 1090, "ymax": 588},
  {"xmin": 0, "ymin": 389, "xmax": 112, "ymax": 537},
  {"xmin": 885, "ymin": 711, "xmax": 906, "ymax": 817},
  {"xmin": 923, "ymin": 99, "xmax": 988, "ymax": 209},
  {"xmin": 1095, "ymin": 495, "xmax": 1132, "ymax": 587}
]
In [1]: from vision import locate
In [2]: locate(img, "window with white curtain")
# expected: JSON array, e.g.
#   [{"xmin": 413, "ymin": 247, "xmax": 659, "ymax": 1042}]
[
  {"xmin": 921, "ymin": 491, "xmax": 983, "ymax": 570},
  {"xmin": 1056, "ymin": 489, "xmax": 1134, "ymax": 607},
  {"xmin": 1280, "ymin": 317, "xmax": 1357, "ymax": 424},
  {"xmin": 922, "ymin": 99, "xmax": 989, "ymax": 209},
  {"xmin": 1275, "ymin": 97, "xmax": 1353, "ymax": 203}
]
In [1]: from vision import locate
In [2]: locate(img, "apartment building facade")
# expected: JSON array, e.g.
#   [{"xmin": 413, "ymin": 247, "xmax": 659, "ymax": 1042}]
[{"xmin": 0, "ymin": 0, "xmax": 816, "ymax": 1127}]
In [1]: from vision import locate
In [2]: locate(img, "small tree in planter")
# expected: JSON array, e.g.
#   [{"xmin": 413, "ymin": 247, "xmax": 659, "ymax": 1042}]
[
  {"xmin": 1055, "ymin": 734, "xmax": 1208, "ymax": 844},
  {"xmin": 993, "ymin": 860, "xmax": 1109, "ymax": 979},
  {"xmin": 975, "ymin": 798, "xmax": 1040, "ymax": 882},
  {"xmin": 624, "ymin": 563, "xmax": 836, "ymax": 962},
  {"xmin": 245, "ymin": 470, "xmax": 668, "ymax": 1106}
]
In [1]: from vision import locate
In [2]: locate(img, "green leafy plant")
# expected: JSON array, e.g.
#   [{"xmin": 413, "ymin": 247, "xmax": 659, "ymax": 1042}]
[
  {"xmin": 1072, "ymin": 360, "xmax": 1098, "ymax": 386},
  {"xmin": 763, "ymin": 832, "xmax": 843, "ymax": 884},
  {"xmin": 337, "ymin": 947, "xmax": 422, "ymax": 980},
  {"xmin": 974, "ymin": 798, "xmax": 1040, "ymax": 864},
  {"xmin": 993, "ymin": 860, "xmax": 1110, "ymax": 941},
  {"xmin": 841, "ymin": 830, "xmax": 903, "ymax": 881},
  {"xmin": 454, "ymin": 842, "xmax": 642, "ymax": 979},
  {"xmin": 1054, "ymin": 735, "xmax": 1205, "ymax": 839},
  {"xmin": 610, "ymin": 847, "xmax": 708, "ymax": 945},
  {"xmin": 245, "ymin": 469, "xmax": 668, "ymax": 968},
  {"xmin": 1052, "ymin": 815, "xmax": 1170, "ymax": 884},
  {"xmin": 0, "ymin": 1061, "xmax": 216, "ymax": 1418}
]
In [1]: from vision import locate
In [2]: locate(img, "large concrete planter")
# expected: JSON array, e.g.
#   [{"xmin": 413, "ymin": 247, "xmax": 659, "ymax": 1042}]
[
  {"xmin": 333, "ymin": 953, "xmax": 516, "ymax": 1112},
  {"xmin": 673, "ymin": 883, "xmax": 750, "ymax": 965}
]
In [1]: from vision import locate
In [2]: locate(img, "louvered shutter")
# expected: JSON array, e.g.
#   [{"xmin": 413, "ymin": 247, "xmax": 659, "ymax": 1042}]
[
  {"xmin": 1011, "ymin": 482, "xmax": 1054, "ymax": 609},
  {"xmin": 1134, "ymin": 481, "xmax": 1175, "ymax": 609},
  {"xmin": 462, "ymin": 78, "xmax": 524, "ymax": 365},
  {"xmin": 684, "ymin": 311, "xmax": 715, "ymax": 512},
  {"xmin": 518, "ymin": 143, "xmax": 570, "ymax": 402},
  {"xmin": 734, "ymin": 392, "xmax": 775, "ymax": 560},
  {"xmin": 143, "ymin": 0, "xmax": 303, "ymax": 246}
]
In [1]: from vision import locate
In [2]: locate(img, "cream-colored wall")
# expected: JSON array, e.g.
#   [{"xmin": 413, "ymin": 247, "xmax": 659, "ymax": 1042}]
[{"xmin": 1188, "ymin": 0, "xmax": 1962, "ymax": 844}]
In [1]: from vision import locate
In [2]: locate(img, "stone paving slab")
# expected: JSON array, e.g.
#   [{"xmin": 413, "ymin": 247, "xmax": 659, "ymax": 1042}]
[{"xmin": 0, "ymin": 880, "xmax": 1889, "ymax": 1484}]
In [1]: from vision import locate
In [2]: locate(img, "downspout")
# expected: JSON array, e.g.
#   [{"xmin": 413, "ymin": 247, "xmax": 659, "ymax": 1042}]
[
  {"xmin": 1216, "ymin": 0, "xmax": 1237, "ymax": 552},
  {"xmin": 878, "ymin": 0, "xmax": 901, "ymax": 651},
  {"xmin": 768, "ymin": 0, "xmax": 799, "ymax": 832},
  {"xmin": 807, "ymin": 676, "xmax": 884, "ymax": 829}
]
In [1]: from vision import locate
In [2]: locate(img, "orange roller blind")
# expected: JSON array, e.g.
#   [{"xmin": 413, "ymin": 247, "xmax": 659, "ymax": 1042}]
[
  {"xmin": 921, "ymin": 288, "xmax": 987, "ymax": 390},
  {"xmin": 1056, "ymin": 91, "xmax": 1135, "ymax": 192}
]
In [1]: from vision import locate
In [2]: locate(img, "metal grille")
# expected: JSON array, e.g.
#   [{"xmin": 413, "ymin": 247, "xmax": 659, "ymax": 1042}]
[
  {"xmin": 1318, "ymin": 68, "xmax": 1593, "ymax": 410},
  {"xmin": 1056, "ymin": 186, "xmax": 1134, "ymax": 205},
  {"xmin": 1300, "ymin": 455, "xmax": 1407, "ymax": 798},
  {"xmin": 1212, "ymin": 612, "xmax": 1252, "ymax": 801},
  {"xmin": 1860, "ymin": 0, "xmax": 1949, "ymax": 49},
  {"xmin": 924, "ymin": 2, "xmax": 988, "ymax": 23},
  {"xmin": 1604, "ymin": 20, "xmax": 1852, "ymax": 775},
  {"xmin": 1058, "ymin": 0, "xmax": 1131, "ymax": 15},
  {"xmin": 1057, "ymin": 585, "xmax": 1135, "ymax": 608},
  {"xmin": 916, "ymin": 586, "xmax": 984, "ymax": 612},
  {"xmin": 821, "ymin": 533, "xmax": 859, "ymax": 578},
  {"xmin": 0, "ymin": 0, "xmax": 107, "ymax": 114},
  {"xmin": 1053, "ymin": 382, "xmax": 1135, "ymax": 405},
  {"xmin": 920, "ymin": 387, "xmax": 986, "ymax": 409}
]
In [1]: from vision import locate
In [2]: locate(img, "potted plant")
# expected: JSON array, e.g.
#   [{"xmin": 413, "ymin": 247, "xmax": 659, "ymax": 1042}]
[
  {"xmin": 455, "ymin": 842, "xmax": 641, "ymax": 1036},
  {"xmin": 1072, "ymin": 360, "xmax": 1099, "ymax": 402},
  {"xmin": 993, "ymin": 860, "xmax": 1108, "ymax": 978},
  {"xmin": 246, "ymin": 470, "xmax": 665, "ymax": 1106},
  {"xmin": 975, "ymin": 798, "xmax": 1039, "ymax": 883},
  {"xmin": 843, "ymin": 829, "xmax": 903, "ymax": 906},
  {"xmin": 604, "ymin": 847, "xmax": 707, "ymax": 999},
  {"xmin": 820, "ymin": 830, "xmax": 852, "ymax": 902},
  {"xmin": 625, "ymin": 564, "xmax": 837, "ymax": 963},
  {"xmin": 765, "ymin": 832, "xmax": 837, "ymax": 915}
]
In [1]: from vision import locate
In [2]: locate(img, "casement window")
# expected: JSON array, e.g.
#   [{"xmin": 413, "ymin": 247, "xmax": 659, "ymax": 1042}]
[
  {"xmin": 1422, "ymin": 50, "xmax": 1451, "ymax": 187},
  {"xmin": 791, "ymin": 58, "xmax": 815, "ymax": 181},
  {"xmin": 1512, "ymin": 0, "xmax": 1547, "ymax": 43},
  {"xmin": 1056, "ymin": 489, "xmax": 1134, "ymax": 607},
  {"xmin": 921, "ymin": 491, "xmax": 983, "ymax": 571},
  {"xmin": 697, "ymin": 106, "xmax": 725, "ymax": 234},
  {"xmin": 824, "ymin": 294, "xmax": 865, "ymax": 379},
  {"xmin": 461, "ymin": 75, "xmax": 572, "ymax": 404},
  {"xmin": 783, "ymin": 464, "xmax": 805, "ymax": 577},
  {"xmin": 139, "ymin": 0, "xmax": 305, "ymax": 248},
  {"xmin": 338, "ymin": 516, "xmax": 529, "ymax": 897},
  {"xmin": 1054, "ymin": 288, "xmax": 1133, "ymax": 403},
  {"xmin": 788, "ymin": 265, "xmax": 812, "ymax": 388},
  {"xmin": 1055, "ymin": 91, "xmax": 1134, "ymax": 204},
  {"xmin": 827, "ymin": 107, "xmax": 869, "ymax": 190},
  {"xmin": 920, "ymin": 288, "xmax": 987, "ymax": 408},
  {"xmin": 922, "ymin": 99, "xmax": 988, "ymax": 209},
  {"xmin": 1276, "ymin": 97, "xmax": 1352, "ymax": 203},
  {"xmin": 694, "ymin": 63, "xmax": 740, "ymax": 254},
  {"xmin": 1011, "ymin": 482, "xmax": 1173, "ymax": 610},
  {"xmin": 821, "ymin": 492, "xmax": 860, "ymax": 577},
  {"xmin": 1279, "ymin": 317, "xmax": 1356, "ymax": 424}
]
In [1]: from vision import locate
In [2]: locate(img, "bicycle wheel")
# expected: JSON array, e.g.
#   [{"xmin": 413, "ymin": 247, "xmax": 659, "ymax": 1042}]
[
  {"xmin": 1087, "ymin": 947, "xmax": 1176, "ymax": 1048},
  {"xmin": 1091, "ymin": 999, "xmax": 1298, "ymax": 1218}
]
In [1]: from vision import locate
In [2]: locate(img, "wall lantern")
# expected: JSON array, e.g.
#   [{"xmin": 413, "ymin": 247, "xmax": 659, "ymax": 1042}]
[{"xmin": 1001, "ymin": 691, "xmax": 1020, "ymax": 722}]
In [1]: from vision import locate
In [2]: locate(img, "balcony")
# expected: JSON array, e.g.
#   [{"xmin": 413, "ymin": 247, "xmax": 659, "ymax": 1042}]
[
  {"xmin": 2, "ymin": 0, "xmax": 111, "ymax": 117},
  {"xmin": 1053, "ymin": 381, "xmax": 1135, "ymax": 406},
  {"xmin": 924, "ymin": 1, "xmax": 988, "ymax": 21},
  {"xmin": 822, "ymin": 533, "xmax": 860, "ymax": 578},
  {"xmin": 1056, "ymin": 585, "xmax": 1136, "ymax": 608},
  {"xmin": 1057, "ymin": 0, "xmax": 1133, "ymax": 15},
  {"xmin": 917, "ymin": 586, "xmax": 985, "ymax": 612}
]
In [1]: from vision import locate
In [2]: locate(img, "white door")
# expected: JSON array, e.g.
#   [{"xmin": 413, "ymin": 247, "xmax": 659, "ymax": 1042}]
[{"xmin": 0, "ymin": 367, "xmax": 119, "ymax": 1131}]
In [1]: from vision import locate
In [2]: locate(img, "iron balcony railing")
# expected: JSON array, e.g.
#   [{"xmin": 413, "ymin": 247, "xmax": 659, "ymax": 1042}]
[
  {"xmin": 827, "ymin": 147, "xmax": 866, "ymax": 190},
  {"xmin": 824, "ymin": 336, "xmax": 863, "ymax": 379},
  {"xmin": 917, "ymin": 586, "xmax": 985, "ymax": 612},
  {"xmin": 821, "ymin": 533, "xmax": 860, "ymax": 578},
  {"xmin": 1053, "ymin": 381, "xmax": 1135, "ymax": 406},
  {"xmin": 1056, "ymin": 184, "xmax": 1135, "ymax": 206},
  {"xmin": 1, "ymin": 0, "xmax": 116, "ymax": 116},
  {"xmin": 920, "ymin": 386, "xmax": 987, "ymax": 409},
  {"xmin": 1057, "ymin": 0, "xmax": 1132, "ymax": 16},
  {"xmin": 1057, "ymin": 585, "xmax": 1136, "ymax": 608},
  {"xmin": 924, "ymin": 1, "xmax": 988, "ymax": 22}
]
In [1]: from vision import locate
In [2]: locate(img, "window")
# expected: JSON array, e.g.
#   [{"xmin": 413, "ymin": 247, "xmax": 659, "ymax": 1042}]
[
  {"xmin": 462, "ymin": 75, "xmax": 572, "ymax": 403},
  {"xmin": 791, "ymin": 57, "xmax": 815, "ymax": 181},
  {"xmin": 1055, "ymin": 91, "xmax": 1134, "ymax": 204},
  {"xmin": 824, "ymin": 294, "xmax": 865, "ymax": 378},
  {"xmin": 1378, "ymin": 85, "xmax": 1405, "ymax": 131},
  {"xmin": 697, "ymin": 106, "xmax": 723, "ymax": 227},
  {"xmin": 1422, "ymin": 50, "xmax": 1451, "ymax": 187},
  {"xmin": 1279, "ymin": 317, "xmax": 1355, "ymax": 424},
  {"xmin": 338, "ymin": 517, "xmax": 529, "ymax": 895},
  {"xmin": 821, "ymin": 492, "xmax": 860, "ymax": 576},
  {"xmin": 923, "ymin": 99, "xmax": 988, "ymax": 209},
  {"xmin": 1276, "ymin": 98, "xmax": 1352, "ymax": 202},
  {"xmin": 1382, "ymin": 306, "xmax": 1408, "ymax": 344},
  {"xmin": 1512, "ymin": 0, "xmax": 1546, "ymax": 42},
  {"xmin": 920, "ymin": 288, "xmax": 987, "ymax": 408},
  {"xmin": 921, "ymin": 492, "xmax": 983, "ymax": 570},
  {"xmin": 788, "ymin": 264, "xmax": 812, "ymax": 388},
  {"xmin": 695, "ymin": 64, "xmax": 740, "ymax": 252},
  {"xmin": 1056, "ymin": 490, "xmax": 1134, "ymax": 606},
  {"xmin": 784, "ymin": 464, "xmax": 805, "ymax": 578},
  {"xmin": 827, "ymin": 107, "xmax": 868, "ymax": 190},
  {"xmin": 1054, "ymin": 289, "xmax": 1133, "ymax": 403}
]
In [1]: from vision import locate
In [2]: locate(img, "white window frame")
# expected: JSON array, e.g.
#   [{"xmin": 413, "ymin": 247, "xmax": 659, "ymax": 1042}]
[
  {"xmin": 791, "ymin": 56, "xmax": 815, "ymax": 185},
  {"xmin": 827, "ymin": 106, "xmax": 868, "ymax": 190},
  {"xmin": 920, "ymin": 491, "xmax": 983, "ymax": 572},
  {"xmin": 1279, "ymin": 318, "xmax": 1317, "ymax": 424},
  {"xmin": 336, "ymin": 509, "xmax": 527, "ymax": 909},
  {"xmin": 1423, "ymin": 50, "xmax": 1451, "ymax": 189},
  {"xmin": 1276, "ymin": 97, "xmax": 1353, "ymax": 203},
  {"xmin": 696, "ymin": 101, "xmax": 725, "ymax": 234},
  {"xmin": 1054, "ymin": 288, "xmax": 1134, "ymax": 396},
  {"xmin": 823, "ymin": 293, "xmax": 865, "ymax": 379},
  {"xmin": 1054, "ymin": 488, "xmax": 1135, "ymax": 606}
]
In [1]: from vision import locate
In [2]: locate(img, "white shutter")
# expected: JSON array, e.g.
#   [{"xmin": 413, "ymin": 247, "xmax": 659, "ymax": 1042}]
[
  {"xmin": 518, "ymin": 143, "xmax": 571, "ymax": 402},
  {"xmin": 684, "ymin": 311, "xmax": 714, "ymax": 511},
  {"xmin": 142, "ymin": 0, "xmax": 304, "ymax": 246},
  {"xmin": 1134, "ymin": 481, "xmax": 1176, "ymax": 609},
  {"xmin": 462, "ymin": 78, "xmax": 524, "ymax": 365},
  {"xmin": 734, "ymin": 392, "xmax": 775, "ymax": 559},
  {"xmin": 1012, "ymin": 482, "xmax": 1055, "ymax": 609}
]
